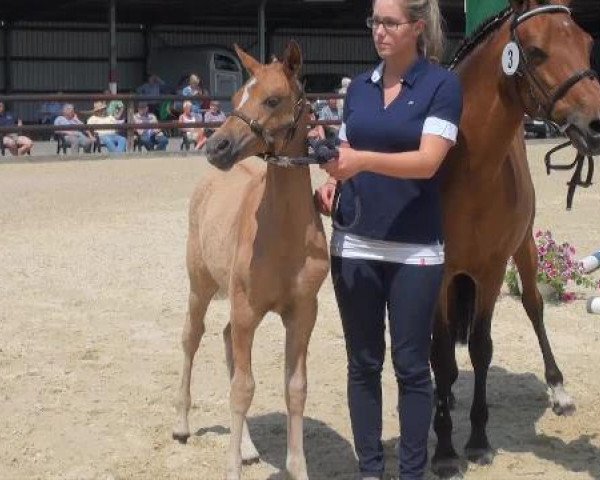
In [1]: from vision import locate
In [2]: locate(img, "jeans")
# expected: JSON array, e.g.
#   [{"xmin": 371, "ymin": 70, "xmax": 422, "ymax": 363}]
[
  {"xmin": 64, "ymin": 132, "xmax": 93, "ymax": 154},
  {"xmin": 140, "ymin": 131, "xmax": 168, "ymax": 151},
  {"xmin": 331, "ymin": 256, "xmax": 444, "ymax": 480},
  {"xmin": 100, "ymin": 133, "xmax": 126, "ymax": 152}
]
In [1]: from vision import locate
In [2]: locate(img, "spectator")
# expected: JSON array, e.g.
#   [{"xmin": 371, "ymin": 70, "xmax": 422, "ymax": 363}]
[
  {"xmin": 182, "ymin": 74, "xmax": 209, "ymax": 114},
  {"xmin": 307, "ymin": 106, "xmax": 326, "ymax": 142},
  {"xmin": 39, "ymin": 92, "xmax": 63, "ymax": 125},
  {"xmin": 179, "ymin": 100, "xmax": 207, "ymax": 150},
  {"xmin": 103, "ymin": 89, "xmax": 125, "ymax": 123},
  {"xmin": 0, "ymin": 101, "xmax": 34, "ymax": 156},
  {"xmin": 136, "ymin": 74, "xmax": 165, "ymax": 113},
  {"xmin": 319, "ymin": 97, "xmax": 342, "ymax": 141},
  {"xmin": 86, "ymin": 101, "xmax": 127, "ymax": 153},
  {"xmin": 337, "ymin": 76, "xmax": 351, "ymax": 117},
  {"xmin": 54, "ymin": 103, "xmax": 94, "ymax": 154},
  {"xmin": 202, "ymin": 100, "xmax": 226, "ymax": 137},
  {"xmin": 133, "ymin": 101, "xmax": 168, "ymax": 151}
]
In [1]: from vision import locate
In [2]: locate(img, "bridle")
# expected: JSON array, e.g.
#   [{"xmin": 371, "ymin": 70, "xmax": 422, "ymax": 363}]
[
  {"xmin": 510, "ymin": 4, "xmax": 598, "ymax": 127},
  {"xmin": 227, "ymin": 81, "xmax": 357, "ymax": 230},
  {"xmin": 229, "ymin": 91, "xmax": 308, "ymax": 164}
]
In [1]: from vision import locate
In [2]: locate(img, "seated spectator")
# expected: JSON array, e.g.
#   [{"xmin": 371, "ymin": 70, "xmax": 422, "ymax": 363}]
[
  {"xmin": 182, "ymin": 74, "xmax": 209, "ymax": 114},
  {"xmin": 103, "ymin": 89, "xmax": 125, "ymax": 124},
  {"xmin": 133, "ymin": 101, "xmax": 168, "ymax": 151},
  {"xmin": 179, "ymin": 100, "xmax": 207, "ymax": 151},
  {"xmin": 39, "ymin": 93, "xmax": 63, "ymax": 125},
  {"xmin": 203, "ymin": 100, "xmax": 226, "ymax": 137},
  {"xmin": 318, "ymin": 97, "xmax": 342, "ymax": 141},
  {"xmin": 307, "ymin": 107, "xmax": 326, "ymax": 142},
  {"xmin": 54, "ymin": 103, "xmax": 94, "ymax": 154},
  {"xmin": 86, "ymin": 101, "xmax": 126, "ymax": 153},
  {"xmin": 136, "ymin": 74, "xmax": 165, "ymax": 114},
  {"xmin": 0, "ymin": 101, "xmax": 34, "ymax": 156},
  {"xmin": 337, "ymin": 76, "xmax": 351, "ymax": 117}
]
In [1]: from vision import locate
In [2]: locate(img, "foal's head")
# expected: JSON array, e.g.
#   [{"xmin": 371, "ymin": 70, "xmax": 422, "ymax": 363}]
[
  {"xmin": 206, "ymin": 41, "xmax": 306, "ymax": 170},
  {"xmin": 507, "ymin": 0, "xmax": 600, "ymax": 153}
]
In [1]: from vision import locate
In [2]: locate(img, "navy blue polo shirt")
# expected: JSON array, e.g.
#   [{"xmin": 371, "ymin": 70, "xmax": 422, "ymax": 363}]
[{"xmin": 336, "ymin": 57, "xmax": 462, "ymax": 244}]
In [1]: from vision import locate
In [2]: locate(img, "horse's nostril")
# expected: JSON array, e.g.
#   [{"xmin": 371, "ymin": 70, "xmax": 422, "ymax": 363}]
[
  {"xmin": 589, "ymin": 119, "xmax": 600, "ymax": 135},
  {"xmin": 216, "ymin": 138, "xmax": 230, "ymax": 152}
]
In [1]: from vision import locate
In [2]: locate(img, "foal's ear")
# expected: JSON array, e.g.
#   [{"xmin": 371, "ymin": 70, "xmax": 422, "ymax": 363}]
[
  {"xmin": 234, "ymin": 43, "xmax": 261, "ymax": 76},
  {"xmin": 282, "ymin": 40, "xmax": 303, "ymax": 78}
]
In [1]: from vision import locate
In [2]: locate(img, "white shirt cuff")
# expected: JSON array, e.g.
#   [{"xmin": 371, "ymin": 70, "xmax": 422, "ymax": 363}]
[{"xmin": 422, "ymin": 116, "xmax": 458, "ymax": 143}]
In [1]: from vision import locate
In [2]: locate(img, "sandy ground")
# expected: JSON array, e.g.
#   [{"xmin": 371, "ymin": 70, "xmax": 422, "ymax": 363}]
[{"xmin": 1, "ymin": 142, "xmax": 600, "ymax": 480}]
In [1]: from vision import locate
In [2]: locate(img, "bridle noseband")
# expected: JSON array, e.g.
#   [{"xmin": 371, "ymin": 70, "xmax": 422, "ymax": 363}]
[
  {"xmin": 229, "ymin": 92, "xmax": 307, "ymax": 163},
  {"xmin": 510, "ymin": 4, "xmax": 598, "ymax": 125}
]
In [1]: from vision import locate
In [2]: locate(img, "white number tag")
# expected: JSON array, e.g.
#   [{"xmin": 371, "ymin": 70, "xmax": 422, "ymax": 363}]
[{"xmin": 502, "ymin": 42, "xmax": 520, "ymax": 76}]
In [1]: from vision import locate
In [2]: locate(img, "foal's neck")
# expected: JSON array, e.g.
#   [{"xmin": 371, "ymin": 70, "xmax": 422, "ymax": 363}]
[{"xmin": 264, "ymin": 110, "xmax": 313, "ymax": 212}]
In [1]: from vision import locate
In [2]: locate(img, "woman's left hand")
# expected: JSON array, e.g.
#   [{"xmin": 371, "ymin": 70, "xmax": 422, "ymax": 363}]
[{"xmin": 320, "ymin": 147, "xmax": 364, "ymax": 182}]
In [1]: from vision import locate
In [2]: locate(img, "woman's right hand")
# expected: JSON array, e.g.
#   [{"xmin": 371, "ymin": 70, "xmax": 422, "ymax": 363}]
[{"xmin": 314, "ymin": 180, "xmax": 337, "ymax": 216}]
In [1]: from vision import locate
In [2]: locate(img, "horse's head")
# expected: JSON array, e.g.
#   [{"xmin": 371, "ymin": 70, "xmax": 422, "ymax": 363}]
[
  {"xmin": 206, "ymin": 41, "xmax": 306, "ymax": 170},
  {"xmin": 507, "ymin": 0, "xmax": 600, "ymax": 154}
]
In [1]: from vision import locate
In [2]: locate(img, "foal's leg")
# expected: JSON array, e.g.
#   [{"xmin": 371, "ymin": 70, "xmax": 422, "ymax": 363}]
[
  {"xmin": 226, "ymin": 297, "xmax": 260, "ymax": 480},
  {"xmin": 223, "ymin": 323, "xmax": 260, "ymax": 463},
  {"xmin": 431, "ymin": 304, "xmax": 464, "ymax": 480},
  {"xmin": 513, "ymin": 235, "xmax": 575, "ymax": 415},
  {"xmin": 281, "ymin": 298, "xmax": 317, "ymax": 480},
  {"xmin": 173, "ymin": 276, "xmax": 218, "ymax": 443}
]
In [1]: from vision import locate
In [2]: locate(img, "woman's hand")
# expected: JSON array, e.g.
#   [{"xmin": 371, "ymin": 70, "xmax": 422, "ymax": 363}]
[
  {"xmin": 314, "ymin": 179, "xmax": 337, "ymax": 216},
  {"xmin": 320, "ymin": 146, "xmax": 364, "ymax": 182}
]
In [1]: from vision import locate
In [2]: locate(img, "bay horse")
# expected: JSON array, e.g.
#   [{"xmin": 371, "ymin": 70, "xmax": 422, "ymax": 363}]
[
  {"xmin": 172, "ymin": 41, "xmax": 329, "ymax": 480},
  {"xmin": 431, "ymin": 0, "xmax": 600, "ymax": 478}
]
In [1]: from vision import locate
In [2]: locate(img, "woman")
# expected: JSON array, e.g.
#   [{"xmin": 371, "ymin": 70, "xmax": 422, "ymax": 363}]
[
  {"xmin": 315, "ymin": 0, "xmax": 462, "ymax": 478},
  {"xmin": 179, "ymin": 100, "xmax": 207, "ymax": 150}
]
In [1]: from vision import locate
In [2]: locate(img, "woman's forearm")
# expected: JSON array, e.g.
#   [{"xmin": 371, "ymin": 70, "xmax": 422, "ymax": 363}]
[{"xmin": 359, "ymin": 150, "xmax": 437, "ymax": 179}]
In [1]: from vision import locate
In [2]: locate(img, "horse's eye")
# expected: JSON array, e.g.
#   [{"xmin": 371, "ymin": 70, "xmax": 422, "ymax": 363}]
[
  {"xmin": 526, "ymin": 47, "xmax": 548, "ymax": 65},
  {"xmin": 265, "ymin": 97, "xmax": 281, "ymax": 108}
]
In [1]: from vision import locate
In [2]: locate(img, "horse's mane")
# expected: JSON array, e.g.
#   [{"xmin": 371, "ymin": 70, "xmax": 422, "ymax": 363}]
[{"xmin": 449, "ymin": 7, "xmax": 514, "ymax": 71}]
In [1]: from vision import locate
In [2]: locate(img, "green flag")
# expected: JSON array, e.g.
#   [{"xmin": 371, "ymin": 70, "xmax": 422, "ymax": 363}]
[{"xmin": 465, "ymin": 0, "xmax": 509, "ymax": 36}]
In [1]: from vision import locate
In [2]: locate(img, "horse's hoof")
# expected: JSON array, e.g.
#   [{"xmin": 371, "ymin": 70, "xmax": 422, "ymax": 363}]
[
  {"xmin": 431, "ymin": 456, "xmax": 466, "ymax": 479},
  {"xmin": 549, "ymin": 384, "xmax": 576, "ymax": 417},
  {"xmin": 242, "ymin": 455, "xmax": 260, "ymax": 466},
  {"xmin": 464, "ymin": 446, "xmax": 494, "ymax": 465},
  {"xmin": 552, "ymin": 401, "xmax": 576, "ymax": 416},
  {"xmin": 172, "ymin": 432, "xmax": 190, "ymax": 444}
]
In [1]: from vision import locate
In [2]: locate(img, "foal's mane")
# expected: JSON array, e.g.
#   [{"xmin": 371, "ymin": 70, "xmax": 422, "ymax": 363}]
[{"xmin": 449, "ymin": 7, "xmax": 513, "ymax": 71}]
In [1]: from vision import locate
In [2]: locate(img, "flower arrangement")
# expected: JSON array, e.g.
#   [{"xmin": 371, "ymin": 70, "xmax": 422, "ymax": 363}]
[{"xmin": 505, "ymin": 230, "xmax": 600, "ymax": 302}]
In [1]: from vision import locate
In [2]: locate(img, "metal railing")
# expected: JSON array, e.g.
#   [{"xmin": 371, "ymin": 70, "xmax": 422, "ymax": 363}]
[{"xmin": 0, "ymin": 93, "xmax": 344, "ymax": 153}]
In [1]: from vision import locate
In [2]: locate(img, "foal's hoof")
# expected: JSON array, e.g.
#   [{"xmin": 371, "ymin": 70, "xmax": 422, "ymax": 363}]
[
  {"xmin": 464, "ymin": 446, "xmax": 494, "ymax": 465},
  {"xmin": 172, "ymin": 432, "xmax": 190, "ymax": 444},
  {"xmin": 431, "ymin": 456, "xmax": 466, "ymax": 479}
]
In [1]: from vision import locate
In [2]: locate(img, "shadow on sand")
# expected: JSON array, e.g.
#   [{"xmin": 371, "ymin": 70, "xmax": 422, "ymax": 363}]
[{"xmin": 195, "ymin": 365, "xmax": 599, "ymax": 479}]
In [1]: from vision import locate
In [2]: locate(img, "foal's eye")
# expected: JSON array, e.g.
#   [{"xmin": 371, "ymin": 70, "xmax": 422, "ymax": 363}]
[
  {"xmin": 265, "ymin": 97, "xmax": 281, "ymax": 108},
  {"xmin": 526, "ymin": 47, "xmax": 548, "ymax": 65}
]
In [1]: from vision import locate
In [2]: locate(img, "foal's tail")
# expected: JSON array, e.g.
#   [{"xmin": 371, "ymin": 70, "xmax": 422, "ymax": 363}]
[{"xmin": 452, "ymin": 274, "xmax": 476, "ymax": 345}]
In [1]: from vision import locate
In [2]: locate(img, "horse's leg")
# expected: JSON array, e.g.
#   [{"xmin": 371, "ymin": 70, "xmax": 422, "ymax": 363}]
[
  {"xmin": 464, "ymin": 271, "xmax": 504, "ymax": 465},
  {"xmin": 226, "ymin": 297, "xmax": 260, "ymax": 480},
  {"xmin": 281, "ymin": 298, "xmax": 317, "ymax": 480},
  {"xmin": 431, "ymin": 304, "xmax": 464, "ymax": 480},
  {"xmin": 513, "ymin": 234, "xmax": 575, "ymax": 416},
  {"xmin": 173, "ymin": 275, "xmax": 218, "ymax": 443},
  {"xmin": 223, "ymin": 323, "xmax": 260, "ymax": 463}
]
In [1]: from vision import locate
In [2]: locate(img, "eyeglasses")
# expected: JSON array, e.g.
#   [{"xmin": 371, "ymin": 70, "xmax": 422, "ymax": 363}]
[{"xmin": 366, "ymin": 16, "xmax": 414, "ymax": 32}]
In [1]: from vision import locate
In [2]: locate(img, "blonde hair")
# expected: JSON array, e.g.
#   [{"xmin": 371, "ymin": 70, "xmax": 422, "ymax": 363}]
[
  {"xmin": 182, "ymin": 100, "xmax": 192, "ymax": 109},
  {"xmin": 374, "ymin": 0, "xmax": 445, "ymax": 62}
]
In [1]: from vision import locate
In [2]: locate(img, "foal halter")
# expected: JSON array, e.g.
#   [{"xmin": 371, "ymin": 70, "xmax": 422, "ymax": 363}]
[
  {"xmin": 229, "ymin": 92, "xmax": 307, "ymax": 162},
  {"xmin": 510, "ymin": 4, "xmax": 598, "ymax": 124}
]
